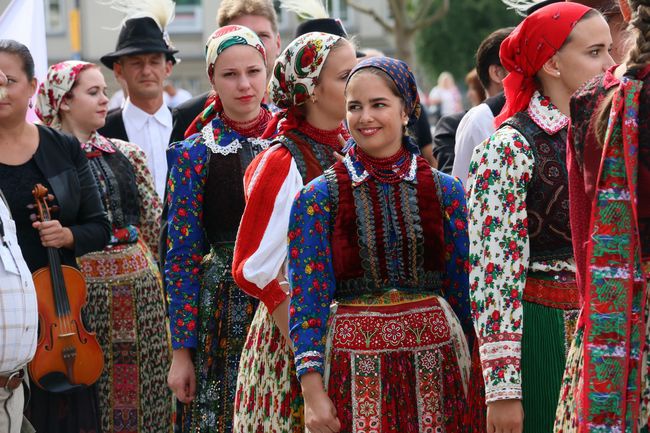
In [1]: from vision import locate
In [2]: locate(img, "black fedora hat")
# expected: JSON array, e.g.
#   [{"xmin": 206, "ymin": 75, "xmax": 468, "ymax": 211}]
[
  {"xmin": 294, "ymin": 18, "xmax": 365, "ymax": 57},
  {"xmin": 101, "ymin": 17, "xmax": 179, "ymax": 69}
]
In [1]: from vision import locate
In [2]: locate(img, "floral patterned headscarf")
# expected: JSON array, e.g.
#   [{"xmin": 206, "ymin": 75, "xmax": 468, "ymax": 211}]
[
  {"xmin": 36, "ymin": 60, "xmax": 115, "ymax": 153},
  {"xmin": 36, "ymin": 60, "xmax": 94, "ymax": 130},
  {"xmin": 269, "ymin": 32, "xmax": 342, "ymax": 109},
  {"xmin": 205, "ymin": 25, "xmax": 266, "ymax": 81}
]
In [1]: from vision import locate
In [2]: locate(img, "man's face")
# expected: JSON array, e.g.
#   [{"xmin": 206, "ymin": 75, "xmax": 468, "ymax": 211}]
[
  {"xmin": 227, "ymin": 14, "xmax": 281, "ymax": 80},
  {"xmin": 113, "ymin": 52, "xmax": 172, "ymax": 101}
]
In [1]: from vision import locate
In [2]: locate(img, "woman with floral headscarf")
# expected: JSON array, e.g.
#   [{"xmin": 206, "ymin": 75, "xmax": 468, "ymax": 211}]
[
  {"xmin": 465, "ymin": 3, "xmax": 615, "ymax": 433},
  {"xmin": 163, "ymin": 25, "xmax": 272, "ymax": 433},
  {"xmin": 230, "ymin": 31, "xmax": 356, "ymax": 432},
  {"xmin": 286, "ymin": 56, "xmax": 473, "ymax": 432},
  {"xmin": 35, "ymin": 60, "xmax": 171, "ymax": 433}
]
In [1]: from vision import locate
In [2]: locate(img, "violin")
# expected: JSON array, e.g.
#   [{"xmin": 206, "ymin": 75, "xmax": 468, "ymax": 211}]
[{"xmin": 28, "ymin": 183, "xmax": 104, "ymax": 392}]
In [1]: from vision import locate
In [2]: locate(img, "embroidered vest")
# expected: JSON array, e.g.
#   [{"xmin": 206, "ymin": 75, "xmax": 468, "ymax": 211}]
[
  {"xmin": 324, "ymin": 157, "xmax": 446, "ymax": 300},
  {"xmin": 501, "ymin": 111, "xmax": 573, "ymax": 261},
  {"xmin": 202, "ymin": 121, "xmax": 268, "ymax": 245},
  {"xmin": 279, "ymin": 131, "xmax": 339, "ymax": 184}
]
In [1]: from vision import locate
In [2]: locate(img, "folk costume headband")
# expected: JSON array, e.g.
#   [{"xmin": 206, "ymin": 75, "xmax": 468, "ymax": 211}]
[
  {"xmin": 205, "ymin": 25, "xmax": 266, "ymax": 81},
  {"xmin": 36, "ymin": 61, "xmax": 115, "ymax": 153},
  {"xmin": 348, "ymin": 56, "xmax": 421, "ymax": 128},
  {"xmin": 185, "ymin": 25, "xmax": 267, "ymax": 138},
  {"xmin": 495, "ymin": 2, "xmax": 592, "ymax": 126}
]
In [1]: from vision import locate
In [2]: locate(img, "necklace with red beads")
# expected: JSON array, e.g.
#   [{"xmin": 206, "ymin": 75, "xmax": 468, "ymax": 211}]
[
  {"xmin": 221, "ymin": 108, "xmax": 272, "ymax": 138},
  {"xmin": 355, "ymin": 145, "xmax": 412, "ymax": 184}
]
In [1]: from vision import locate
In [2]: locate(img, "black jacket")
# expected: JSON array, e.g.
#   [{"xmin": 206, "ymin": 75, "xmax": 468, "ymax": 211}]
[
  {"xmin": 98, "ymin": 108, "xmax": 129, "ymax": 142},
  {"xmin": 32, "ymin": 125, "xmax": 111, "ymax": 268},
  {"xmin": 432, "ymin": 111, "xmax": 466, "ymax": 175},
  {"xmin": 170, "ymin": 91, "xmax": 209, "ymax": 144}
]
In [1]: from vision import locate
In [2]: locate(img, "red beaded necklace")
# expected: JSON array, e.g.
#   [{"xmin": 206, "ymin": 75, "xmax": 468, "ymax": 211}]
[
  {"xmin": 221, "ymin": 108, "xmax": 272, "ymax": 138},
  {"xmin": 297, "ymin": 121, "xmax": 348, "ymax": 152},
  {"xmin": 355, "ymin": 146, "xmax": 412, "ymax": 184}
]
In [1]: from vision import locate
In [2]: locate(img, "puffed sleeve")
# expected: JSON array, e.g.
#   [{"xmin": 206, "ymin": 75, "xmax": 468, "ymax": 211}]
[
  {"xmin": 232, "ymin": 145, "xmax": 304, "ymax": 312},
  {"xmin": 466, "ymin": 126, "xmax": 535, "ymax": 403},
  {"xmin": 164, "ymin": 135, "xmax": 209, "ymax": 349},
  {"xmin": 67, "ymin": 135, "xmax": 111, "ymax": 256},
  {"xmin": 288, "ymin": 176, "xmax": 336, "ymax": 379}
]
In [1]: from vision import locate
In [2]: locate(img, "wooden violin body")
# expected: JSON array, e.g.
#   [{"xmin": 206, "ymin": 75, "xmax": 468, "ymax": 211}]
[{"xmin": 28, "ymin": 184, "xmax": 104, "ymax": 392}]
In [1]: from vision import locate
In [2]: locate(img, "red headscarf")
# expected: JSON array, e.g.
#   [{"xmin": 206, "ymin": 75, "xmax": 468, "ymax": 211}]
[{"xmin": 495, "ymin": 2, "xmax": 592, "ymax": 126}]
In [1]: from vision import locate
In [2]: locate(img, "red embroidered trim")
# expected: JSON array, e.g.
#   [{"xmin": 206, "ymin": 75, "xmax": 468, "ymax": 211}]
[{"xmin": 522, "ymin": 277, "xmax": 580, "ymax": 310}]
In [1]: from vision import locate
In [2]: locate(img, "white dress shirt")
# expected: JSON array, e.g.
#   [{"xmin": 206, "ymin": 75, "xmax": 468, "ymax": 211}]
[
  {"xmin": 451, "ymin": 102, "xmax": 495, "ymax": 186},
  {"xmin": 122, "ymin": 99, "xmax": 173, "ymax": 199},
  {"xmin": 0, "ymin": 195, "xmax": 37, "ymax": 373}
]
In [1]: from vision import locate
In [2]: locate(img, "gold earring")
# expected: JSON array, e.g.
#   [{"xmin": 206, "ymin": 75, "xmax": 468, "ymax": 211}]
[{"xmin": 310, "ymin": 95, "xmax": 318, "ymax": 104}]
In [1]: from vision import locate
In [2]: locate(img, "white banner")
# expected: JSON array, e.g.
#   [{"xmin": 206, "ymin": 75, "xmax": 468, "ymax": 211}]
[{"xmin": 0, "ymin": 0, "xmax": 47, "ymax": 121}]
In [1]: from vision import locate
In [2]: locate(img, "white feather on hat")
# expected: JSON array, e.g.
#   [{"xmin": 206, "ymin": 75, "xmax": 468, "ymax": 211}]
[
  {"xmin": 279, "ymin": 0, "xmax": 329, "ymax": 19},
  {"xmin": 99, "ymin": 0, "xmax": 176, "ymax": 30},
  {"xmin": 500, "ymin": 0, "xmax": 553, "ymax": 16}
]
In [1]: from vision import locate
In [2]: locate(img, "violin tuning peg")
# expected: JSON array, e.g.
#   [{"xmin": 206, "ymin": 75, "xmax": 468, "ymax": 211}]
[
  {"xmin": 47, "ymin": 194, "xmax": 55, "ymax": 202},
  {"xmin": 49, "ymin": 205, "xmax": 60, "ymax": 214},
  {"xmin": 29, "ymin": 214, "xmax": 38, "ymax": 222},
  {"xmin": 26, "ymin": 203, "xmax": 35, "ymax": 210}
]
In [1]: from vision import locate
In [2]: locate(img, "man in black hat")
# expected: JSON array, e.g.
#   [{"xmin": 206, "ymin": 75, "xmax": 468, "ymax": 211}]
[
  {"xmin": 169, "ymin": 0, "xmax": 281, "ymax": 144},
  {"xmin": 99, "ymin": 16, "xmax": 178, "ymax": 199}
]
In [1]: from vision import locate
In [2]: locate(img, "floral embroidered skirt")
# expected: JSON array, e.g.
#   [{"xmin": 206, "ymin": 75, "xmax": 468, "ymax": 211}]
[
  {"xmin": 175, "ymin": 244, "xmax": 258, "ymax": 433},
  {"xmin": 78, "ymin": 240, "xmax": 172, "ymax": 433},
  {"xmin": 233, "ymin": 303, "xmax": 304, "ymax": 433},
  {"xmin": 323, "ymin": 295, "xmax": 471, "ymax": 433}
]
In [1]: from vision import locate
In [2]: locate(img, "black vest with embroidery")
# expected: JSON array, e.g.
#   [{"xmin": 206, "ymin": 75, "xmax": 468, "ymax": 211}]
[
  {"xmin": 278, "ymin": 130, "xmax": 339, "ymax": 184},
  {"xmin": 323, "ymin": 157, "xmax": 447, "ymax": 300},
  {"xmin": 203, "ymin": 131, "xmax": 268, "ymax": 246},
  {"xmin": 501, "ymin": 111, "xmax": 573, "ymax": 261}
]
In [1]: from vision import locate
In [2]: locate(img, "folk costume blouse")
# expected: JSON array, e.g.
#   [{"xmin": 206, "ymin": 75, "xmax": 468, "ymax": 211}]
[
  {"xmin": 232, "ymin": 131, "xmax": 339, "ymax": 312},
  {"xmin": 288, "ymin": 148, "xmax": 472, "ymax": 378},
  {"xmin": 467, "ymin": 91, "xmax": 576, "ymax": 402},
  {"xmin": 165, "ymin": 114, "xmax": 269, "ymax": 349}
]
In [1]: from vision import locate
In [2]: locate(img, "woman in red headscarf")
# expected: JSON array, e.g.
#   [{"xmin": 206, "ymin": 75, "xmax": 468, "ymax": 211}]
[{"xmin": 465, "ymin": 3, "xmax": 614, "ymax": 433}]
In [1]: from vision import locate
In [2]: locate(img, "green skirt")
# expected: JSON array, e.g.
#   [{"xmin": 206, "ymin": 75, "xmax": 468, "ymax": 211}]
[{"xmin": 521, "ymin": 300, "xmax": 578, "ymax": 433}]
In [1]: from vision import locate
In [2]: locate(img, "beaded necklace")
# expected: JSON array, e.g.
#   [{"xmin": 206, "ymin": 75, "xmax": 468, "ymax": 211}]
[
  {"xmin": 355, "ymin": 146, "xmax": 412, "ymax": 184},
  {"xmin": 296, "ymin": 122, "xmax": 349, "ymax": 152},
  {"xmin": 221, "ymin": 108, "xmax": 272, "ymax": 138}
]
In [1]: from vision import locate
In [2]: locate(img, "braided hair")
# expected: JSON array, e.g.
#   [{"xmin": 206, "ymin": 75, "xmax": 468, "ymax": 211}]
[{"xmin": 596, "ymin": 0, "xmax": 650, "ymax": 143}]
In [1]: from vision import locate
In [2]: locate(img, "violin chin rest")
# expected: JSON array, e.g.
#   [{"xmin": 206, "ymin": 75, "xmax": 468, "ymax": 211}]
[{"xmin": 36, "ymin": 372, "xmax": 86, "ymax": 393}]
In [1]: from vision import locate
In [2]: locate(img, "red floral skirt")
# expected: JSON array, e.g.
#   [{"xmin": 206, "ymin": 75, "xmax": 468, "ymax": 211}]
[{"xmin": 324, "ymin": 296, "xmax": 470, "ymax": 433}]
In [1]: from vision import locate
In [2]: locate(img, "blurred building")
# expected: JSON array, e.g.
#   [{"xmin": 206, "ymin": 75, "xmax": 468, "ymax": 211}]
[{"xmin": 0, "ymin": 0, "xmax": 396, "ymax": 97}]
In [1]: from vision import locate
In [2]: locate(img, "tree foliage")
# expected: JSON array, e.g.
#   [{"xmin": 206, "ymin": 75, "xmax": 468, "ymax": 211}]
[{"xmin": 416, "ymin": 0, "xmax": 521, "ymax": 88}]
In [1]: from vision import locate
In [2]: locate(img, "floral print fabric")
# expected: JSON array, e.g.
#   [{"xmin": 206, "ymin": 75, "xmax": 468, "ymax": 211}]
[
  {"xmin": 288, "ymin": 150, "xmax": 471, "ymax": 378},
  {"xmin": 269, "ymin": 32, "xmax": 341, "ymax": 109},
  {"xmin": 165, "ymin": 114, "xmax": 268, "ymax": 349},
  {"xmin": 36, "ymin": 60, "xmax": 95, "ymax": 129},
  {"xmin": 467, "ymin": 91, "xmax": 575, "ymax": 402}
]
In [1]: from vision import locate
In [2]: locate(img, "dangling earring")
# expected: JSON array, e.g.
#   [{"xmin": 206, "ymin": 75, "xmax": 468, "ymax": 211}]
[
  {"xmin": 310, "ymin": 94, "xmax": 318, "ymax": 104},
  {"xmin": 28, "ymin": 99, "xmax": 33, "ymax": 108}
]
